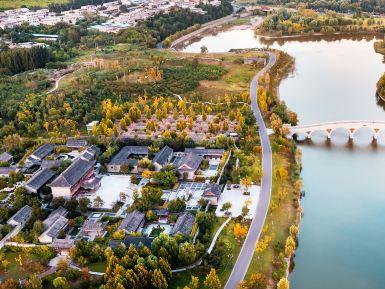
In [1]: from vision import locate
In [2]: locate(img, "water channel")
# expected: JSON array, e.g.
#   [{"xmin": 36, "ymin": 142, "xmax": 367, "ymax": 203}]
[{"xmin": 184, "ymin": 28, "xmax": 385, "ymax": 289}]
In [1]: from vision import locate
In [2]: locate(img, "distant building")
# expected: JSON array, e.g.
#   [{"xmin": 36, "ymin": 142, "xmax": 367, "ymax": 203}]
[
  {"xmin": 118, "ymin": 210, "xmax": 145, "ymax": 234},
  {"xmin": 43, "ymin": 207, "xmax": 68, "ymax": 229},
  {"xmin": 81, "ymin": 145, "xmax": 100, "ymax": 161},
  {"xmin": 49, "ymin": 158, "xmax": 97, "ymax": 199},
  {"xmin": 202, "ymin": 184, "xmax": 223, "ymax": 205},
  {"xmin": 86, "ymin": 121, "xmax": 99, "ymax": 133},
  {"xmin": 152, "ymin": 145, "xmax": 173, "ymax": 171},
  {"xmin": 52, "ymin": 238, "xmax": 74, "ymax": 256},
  {"xmin": 0, "ymin": 167, "xmax": 18, "ymax": 177},
  {"xmin": 184, "ymin": 148, "xmax": 225, "ymax": 160},
  {"xmin": 25, "ymin": 143, "xmax": 55, "ymax": 168},
  {"xmin": 7, "ymin": 205, "xmax": 32, "ymax": 228},
  {"xmin": 0, "ymin": 152, "xmax": 13, "ymax": 164},
  {"xmin": 171, "ymin": 212, "xmax": 195, "ymax": 236},
  {"xmin": 25, "ymin": 168, "xmax": 56, "ymax": 194},
  {"xmin": 66, "ymin": 139, "xmax": 88, "ymax": 148},
  {"xmin": 108, "ymin": 146, "xmax": 148, "ymax": 173},
  {"xmin": 80, "ymin": 219, "xmax": 107, "ymax": 241},
  {"xmin": 177, "ymin": 152, "xmax": 203, "ymax": 180},
  {"xmin": 39, "ymin": 215, "xmax": 68, "ymax": 243}
]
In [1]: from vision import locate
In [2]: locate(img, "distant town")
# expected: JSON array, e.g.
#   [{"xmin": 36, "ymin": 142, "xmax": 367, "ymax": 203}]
[{"xmin": 0, "ymin": 0, "xmax": 220, "ymax": 33}]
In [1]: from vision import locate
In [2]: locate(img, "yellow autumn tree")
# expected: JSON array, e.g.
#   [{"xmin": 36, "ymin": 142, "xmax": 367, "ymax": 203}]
[{"xmin": 234, "ymin": 223, "xmax": 248, "ymax": 240}]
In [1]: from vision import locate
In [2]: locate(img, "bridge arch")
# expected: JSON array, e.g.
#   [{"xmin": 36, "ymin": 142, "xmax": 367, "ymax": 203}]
[{"xmin": 286, "ymin": 120, "xmax": 385, "ymax": 144}]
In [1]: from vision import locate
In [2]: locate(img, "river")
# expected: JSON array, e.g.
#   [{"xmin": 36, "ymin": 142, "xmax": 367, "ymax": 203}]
[{"xmin": 184, "ymin": 28, "xmax": 385, "ymax": 289}]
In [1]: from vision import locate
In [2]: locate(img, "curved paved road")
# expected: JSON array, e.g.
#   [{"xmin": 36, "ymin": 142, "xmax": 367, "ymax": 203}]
[{"xmin": 224, "ymin": 51, "xmax": 276, "ymax": 289}]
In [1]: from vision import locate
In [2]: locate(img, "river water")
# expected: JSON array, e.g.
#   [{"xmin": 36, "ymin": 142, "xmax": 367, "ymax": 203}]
[{"xmin": 184, "ymin": 28, "xmax": 385, "ymax": 289}]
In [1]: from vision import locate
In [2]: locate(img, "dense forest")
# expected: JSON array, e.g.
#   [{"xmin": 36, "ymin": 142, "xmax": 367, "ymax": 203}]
[
  {"xmin": 48, "ymin": 0, "xmax": 116, "ymax": 13},
  {"xmin": 0, "ymin": 46, "xmax": 51, "ymax": 74},
  {"xmin": 255, "ymin": 0, "xmax": 385, "ymax": 14},
  {"xmin": 139, "ymin": 0, "xmax": 233, "ymax": 42},
  {"xmin": 257, "ymin": 8, "xmax": 385, "ymax": 35}
]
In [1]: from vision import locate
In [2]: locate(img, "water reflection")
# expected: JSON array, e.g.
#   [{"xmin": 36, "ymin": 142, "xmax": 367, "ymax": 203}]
[{"xmin": 184, "ymin": 27, "xmax": 385, "ymax": 289}]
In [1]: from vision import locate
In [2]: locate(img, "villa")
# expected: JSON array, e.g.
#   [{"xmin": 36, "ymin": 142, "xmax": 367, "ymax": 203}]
[
  {"xmin": 25, "ymin": 143, "xmax": 55, "ymax": 168},
  {"xmin": 171, "ymin": 212, "xmax": 195, "ymax": 237},
  {"xmin": 80, "ymin": 219, "xmax": 107, "ymax": 241},
  {"xmin": 7, "ymin": 205, "xmax": 32, "ymax": 228},
  {"xmin": 177, "ymin": 152, "xmax": 203, "ymax": 180},
  {"xmin": 118, "ymin": 210, "xmax": 145, "ymax": 234},
  {"xmin": 39, "ymin": 216, "xmax": 68, "ymax": 243},
  {"xmin": 49, "ymin": 157, "xmax": 98, "ymax": 199},
  {"xmin": 152, "ymin": 145, "xmax": 173, "ymax": 171}
]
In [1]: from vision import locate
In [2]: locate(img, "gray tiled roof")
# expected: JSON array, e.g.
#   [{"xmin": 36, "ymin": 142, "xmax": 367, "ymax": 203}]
[
  {"xmin": 26, "ymin": 168, "xmax": 55, "ymax": 192},
  {"xmin": 153, "ymin": 146, "xmax": 173, "ymax": 166},
  {"xmin": 8, "ymin": 205, "xmax": 32, "ymax": 225},
  {"xmin": 202, "ymin": 183, "xmax": 223, "ymax": 198},
  {"xmin": 42, "ymin": 215, "xmax": 68, "ymax": 238},
  {"xmin": 109, "ymin": 146, "xmax": 148, "ymax": 166},
  {"xmin": 178, "ymin": 153, "xmax": 203, "ymax": 171},
  {"xmin": 50, "ymin": 158, "xmax": 95, "ymax": 188},
  {"xmin": 0, "ymin": 152, "xmax": 13, "ymax": 163},
  {"xmin": 118, "ymin": 210, "xmax": 145, "ymax": 233},
  {"xmin": 81, "ymin": 146, "xmax": 100, "ymax": 161},
  {"xmin": 31, "ymin": 144, "xmax": 55, "ymax": 160},
  {"xmin": 66, "ymin": 139, "xmax": 88, "ymax": 148},
  {"xmin": 43, "ymin": 206, "xmax": 68, "ymax": 228},
  {"xmin": 184, "ymin": 148, "xmax": 225, "ymax": 157},
  {"xmin": 172, "ymin": 212, "xmax": 195, "ymax": 236},
  {"xmin": 0, "ymin": 167, "xmax": 17, "ymax": 175}
]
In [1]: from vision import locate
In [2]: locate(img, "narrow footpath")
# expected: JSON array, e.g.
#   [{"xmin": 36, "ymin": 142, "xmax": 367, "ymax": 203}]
[{"xmin": 224, "ymin": 51, "xmax": 276, "ymax": 289}]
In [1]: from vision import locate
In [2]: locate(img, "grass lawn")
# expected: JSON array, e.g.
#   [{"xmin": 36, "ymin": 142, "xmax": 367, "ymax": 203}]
[
  {"xmin": 0, "ymin": 0, "xmax": 69, "ymax": 10},
  {"xmin": 245, "ymin": 145, "xmax": 300, "ymax": 282},
  {"xmin": 87, "ymin": 261, "xmax": 107, "ymax": 273},
  {"xmin": 169, "ymin": 218, "xmax": 244, "ymax": 289},
  {"xmin": 0, "ymin": 252, "xmax": 47, "ymax": 279}
]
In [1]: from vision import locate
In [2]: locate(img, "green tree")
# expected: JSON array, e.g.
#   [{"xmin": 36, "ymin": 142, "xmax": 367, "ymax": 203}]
[
  {"xmin": 151, "ymin": 269, "xmax": 168, "ymax": 289},
  {"xmin": 78, "ymin": 197, "xmax": 90, "ymax": 213},
  {"xmin": 24, "ymin": 274, "xmax": 42, "ymax": 289},
  {"xmin": 220, "ymin": 202, "xmax": 232, "ymax": 214},
  {"xmin": 154, "ymin": 165, "xmax": 178, "ymax": 188},
  {"xmin": 52, "ymin": 277, "xmax": 70, "ymax": 289},
  {"xmin": 204, "ymin": 268, "xmax": 221, "ymax": 289},
  {"xmin": 178, "ymin": 242, "xmax": 196, "ymax": 265}
]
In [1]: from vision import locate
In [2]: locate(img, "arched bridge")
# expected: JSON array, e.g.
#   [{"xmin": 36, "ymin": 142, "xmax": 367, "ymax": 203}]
[{"xmin": 286, "ymin": 120, "xmax": 385, "ymax": 141}]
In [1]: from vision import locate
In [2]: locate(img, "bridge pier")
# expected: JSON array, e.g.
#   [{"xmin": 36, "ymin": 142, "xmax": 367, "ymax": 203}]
[{"xmin": 372, "ymin": 133, "xmax": 378, "ymax": 145}]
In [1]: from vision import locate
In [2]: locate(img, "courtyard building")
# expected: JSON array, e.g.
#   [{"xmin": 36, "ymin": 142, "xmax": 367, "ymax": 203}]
[
  {"xmin": 171, "ymin": 212, "xmax": 195, "ymax": 236},
  {"xmin": 118, "ymin": 210, "xmax": 145, "ymax": 234},
  {"xmin": 177, "ymin": 152, "xmax": 203, "ymax": 180},
  {"xmin": 108, "ymin": 146, "xmax": 148, "ymax": 173},
  {"xmin": 152, "ymin": 145, "xmax": 173, "ymax": 171},
  {"xmin": 7, "ymin": 205, "xmax": 32, "ymax": 228},
  {"xmin": 49, "ymin": 157, "xmax": 97, "ymax": 199}
]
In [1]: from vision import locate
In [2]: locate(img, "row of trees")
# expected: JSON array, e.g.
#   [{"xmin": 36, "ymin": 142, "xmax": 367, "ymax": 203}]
[
  {"xmin": 140, "ymin": 0, "xmax": 233, "ymax": 43},
  {"xmin": 258, "ymin": 8, "xmax": 385, "ymax": 36},
  {"xmin": 0, "ymin": 46, "xmax": 51, "ymax": 75},
  {"xmin": 256, "ymin": 0, "xmax": 385, "ymax": 15}
]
